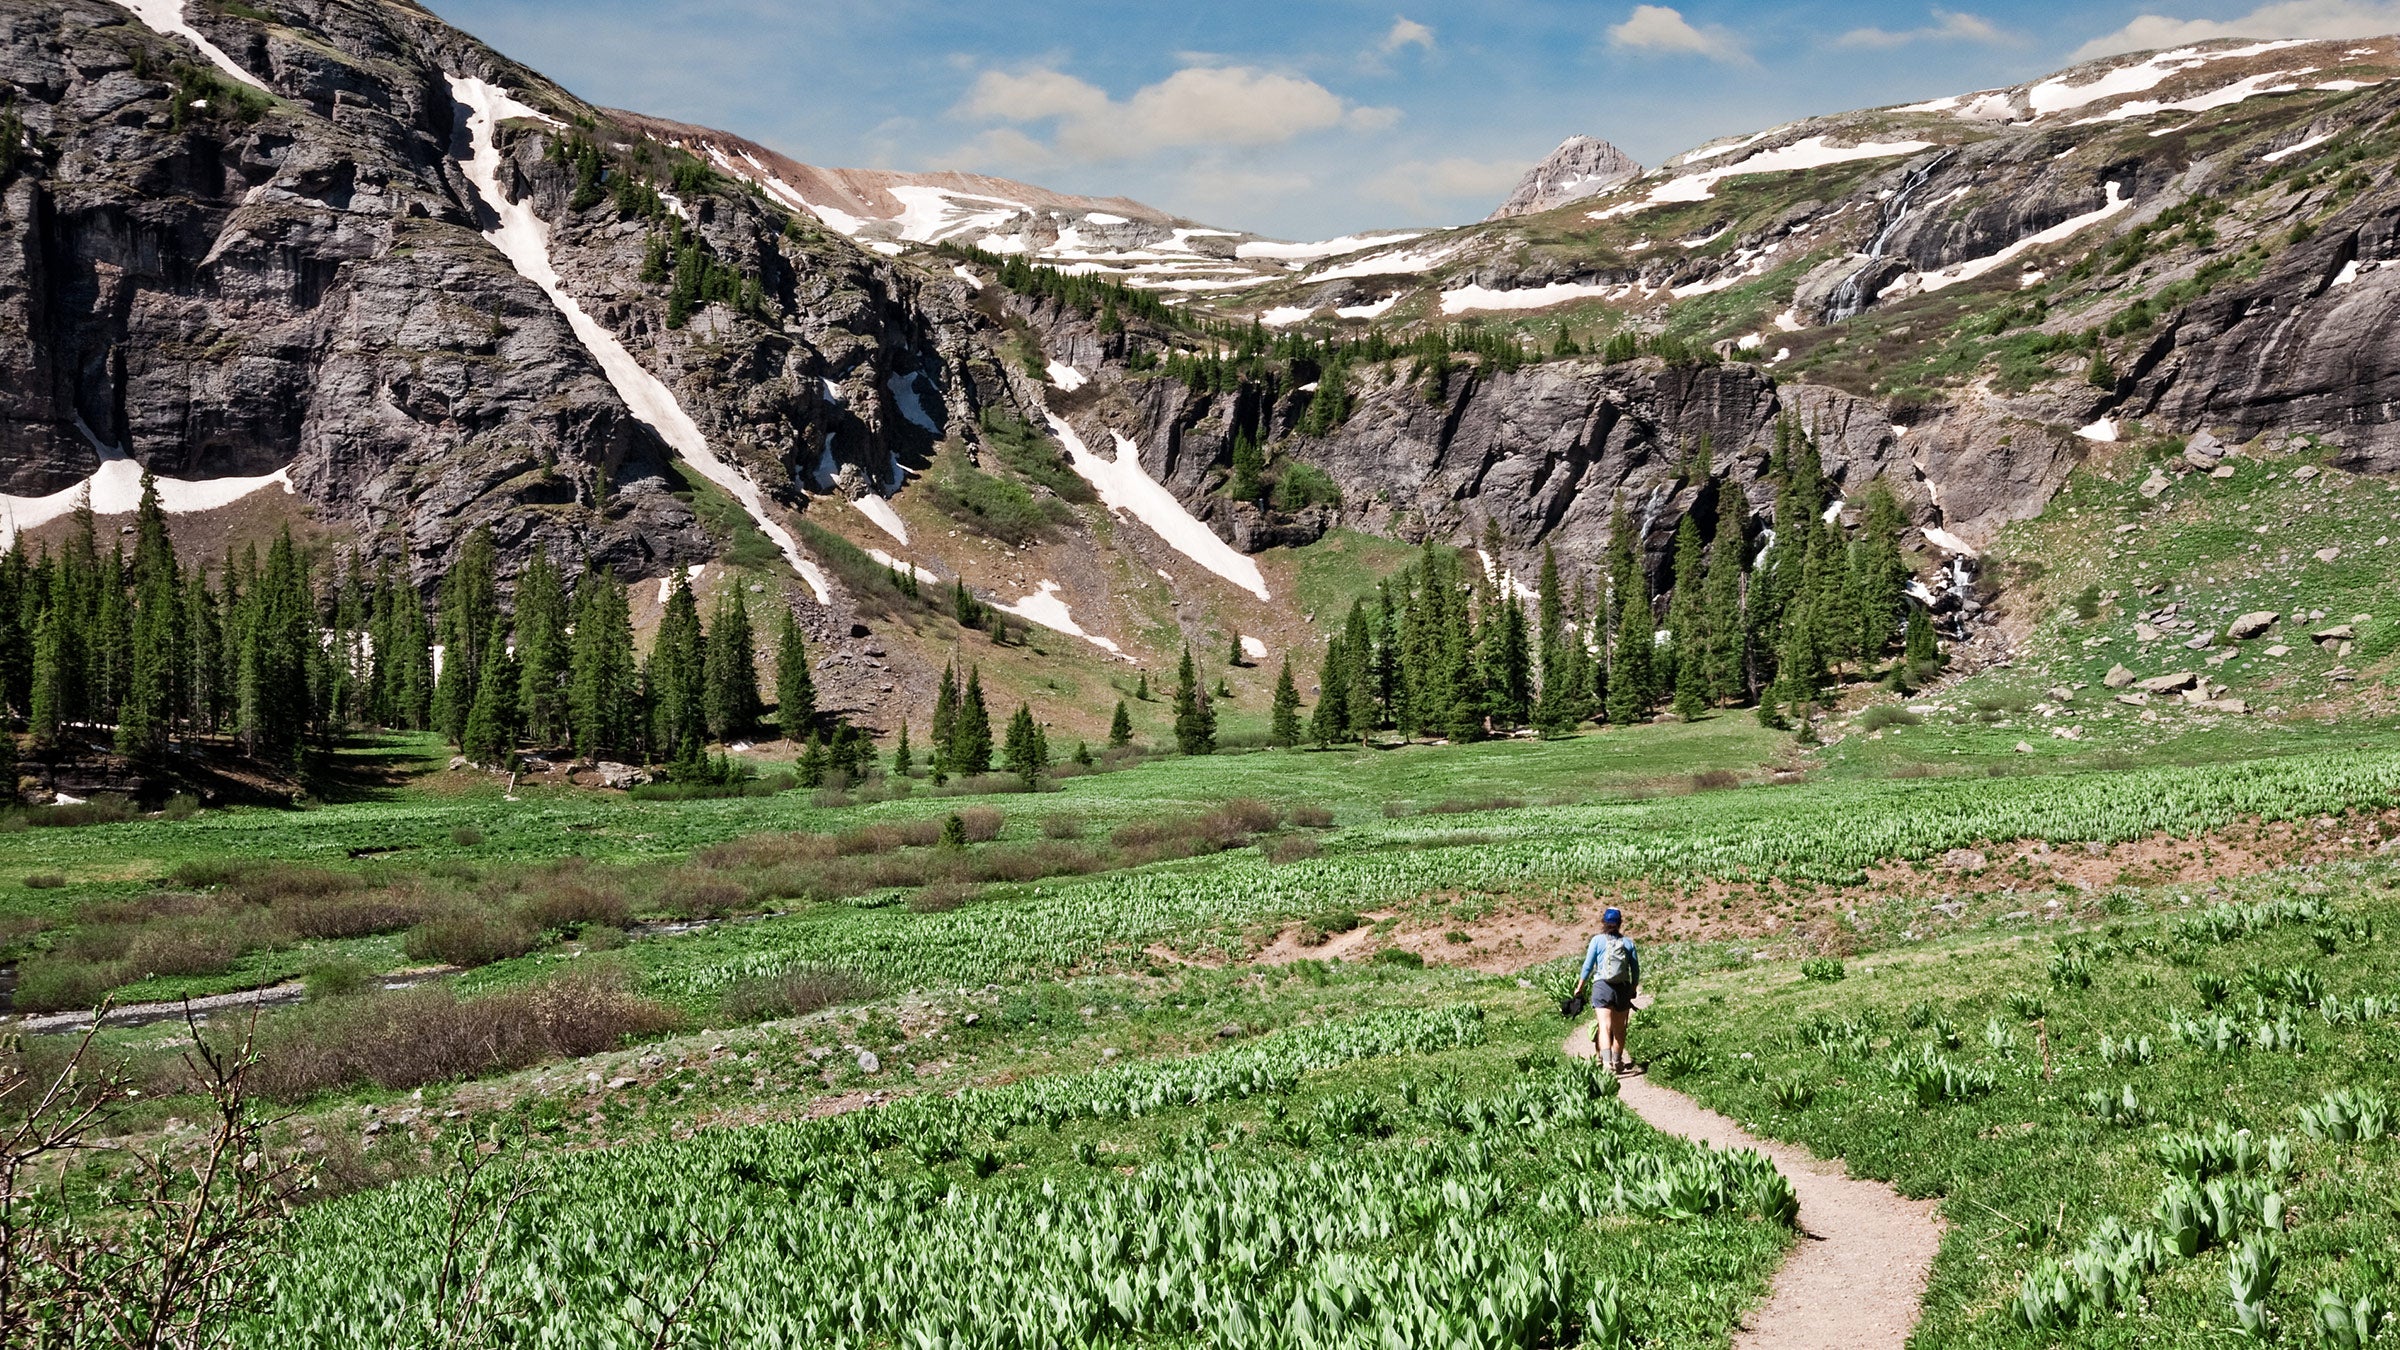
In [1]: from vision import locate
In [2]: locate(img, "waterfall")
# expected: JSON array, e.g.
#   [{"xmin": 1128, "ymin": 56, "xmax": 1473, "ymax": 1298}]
[{"xmin": 1823, "ymin": 150, "xmax": 1953, "ymax": 323}]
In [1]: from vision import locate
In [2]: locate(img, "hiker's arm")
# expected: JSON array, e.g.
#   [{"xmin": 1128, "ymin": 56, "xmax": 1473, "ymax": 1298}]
[{"xmin": 1573, "ymin": 938, "xmax": 1598, "ymax": 990}]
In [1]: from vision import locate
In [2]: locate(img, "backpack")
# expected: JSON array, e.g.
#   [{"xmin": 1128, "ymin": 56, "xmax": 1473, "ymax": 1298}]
[{"xmin": 1595, "ymin": 935, "xmax": 1633, "ymax": 988}]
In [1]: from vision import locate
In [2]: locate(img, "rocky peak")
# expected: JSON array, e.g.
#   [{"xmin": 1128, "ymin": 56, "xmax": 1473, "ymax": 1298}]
[{"xmin": 1486, "ymin": 136, "xmax": 1641, "ymax": 220}]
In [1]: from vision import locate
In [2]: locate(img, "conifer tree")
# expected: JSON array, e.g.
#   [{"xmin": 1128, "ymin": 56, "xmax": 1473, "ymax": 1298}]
[
  {"xmin": 237, "ymin": 532, "xmax": 313, "ymax": 765},
  {"xmin": 1606, "ymin": 583, "xmax": 1653, "ymax": 726},
  {"xmin": 1661, "ymin": 513, "xmax": 1707, "ymax": 714},
  {"xmin": 1341, "ymin": 601, "xmax": 1378, "ymax": 741},
  {"xmin": 514, "ymin": 550, "xmax": 571, "ymax": 746},
  {"xmin": 702, "ymin": 588, "xmax": 760, "ymax": 741},
  {"xmin": 431, "ymin": 529, "xmax": 499, "ymax": 745},
  {"xmin": 0, "ymin": 547, "xmax": 26, "ymax": 723},
  {"xmin": 1901, "ymin": 603, "xmax": 1940, "ymax": 686},
  {"xmin": 182, "ymin": 568, "xmax": 221, "ymax": 734},
  {"xmin": 1309, "ymin": 641, "xmax": 1349, "ymax": 749},
  {"xmin": 569, "ymin": 568, "xmax": 640, "ymax": 759},
  {"xmin": 774, "ymin": 606, "xmax": 815, "ymax": 741},
  {"xmin": 651, "ymin": 573, "xmax": 708, "ymax": 763},
  {"xmin": 952, "ymin": 666, "xmax": 993, "ymax": 774},
  {"xmin": 1491, "ymin": 594, "xmax": 1532, "ymax": 729},
  {"xmin": 1269, "ymin": 658, "xmax": 1301, "ymax": 747},
  {"xmin": 1108, "ymin": 699, "xmax": 1133, "ymax": 749},
  {"xmin": 931, "ymin": 664, "xmax": 959, "ymax": 770},
  {"xmin": 28, "ymin": 606, "xmax": 64, "ymax": 752},
  {"xmin": 1002, "ymin": 704, "xmax": 1048, "ymax": 787},
  {"xmin": 1170, "ymin": 645, "xmax": 1215, "ymax": 755},
  {"xmin": 117, "ymin": 476, "xmax": 180, "ymax": 760},
  {"xmin": 461, "ymin": 619, "xmax": 521, "ymax": 766},
  {"xmin": 1700, "ymin": 515, "xmax": 1748, "ymax": 706},
  {"xmin": 1852, "ymin": 480, "xmax": 1908, "ymax": 664},
  {"xmin": 92, "ymin": 545, "xmax": 129, "ymax": 726},
  {"xmin": 892, "ymin": 721, "xmax": 913, "ymax": 777}
]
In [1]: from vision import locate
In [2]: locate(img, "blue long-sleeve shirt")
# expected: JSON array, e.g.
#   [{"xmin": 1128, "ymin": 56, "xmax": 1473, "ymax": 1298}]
[{"xmin": 1579, "ymin": 933, "xmax": 1639, "ymax": 989}]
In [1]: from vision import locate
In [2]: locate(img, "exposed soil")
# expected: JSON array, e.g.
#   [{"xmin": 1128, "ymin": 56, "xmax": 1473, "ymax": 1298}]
[{"xmin": 1564, "ymin": 1030, "xmax": 1943, "ymax": 1350}]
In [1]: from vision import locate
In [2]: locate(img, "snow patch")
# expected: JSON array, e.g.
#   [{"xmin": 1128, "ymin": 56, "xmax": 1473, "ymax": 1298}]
[
  {"xmin": 995, "ymin": 580, "xmax": 1125, "ymax": 658},
  {"xmin": 1439, "ymin": 280, "xmax": 1615, "ymax": 314},
  {"xmin": 853, "ymin": 494, "xmax": 908, "ymax": 544},
  {"xmin": 864, "ymin": 548, "xmax": 937, "ymax": 585},
  {"xmin": 1046, "ymin": 361, "xmax": 1088, "ymax": 392},
  {"xmin": 109, "ymin": 0, "xmax": 268, "ymax": 91},
  {"xmin": 0, "ymin": 453, "xmax": 294, "ymax": 551},
  {"xmin": 951, "ymin": 264, "xmax": 983, "ymax": 289},
  {"xmin": 1590, "ymin": 137, "xmax": 1933, "ymax": 220},
  {"xmin": 1260, "ymin": 306, "xmax": 1316, "ymax": 328},
  {"xmin": 448, "ymin": 75, "xmax": 829, "ymax": 604},
  {"xmin": 1921, "ymin": 526, "xmax": 1980, "ymax": 557},
  {"xmin": 2075, "ymin": 69, "xmax": 2312, "ymax": 125},
  {"xmin": 1239, "ymin": 635, "xmax": 1267, "ymax": 660},
  {"xmin": 1918, "ymin": 182, "xmax": 2130, "ymax": 293},
  {"xmin": 1334, "ymin": 294, "xmax": 1399, "ymax": 320},
  {"xmin": 888, "ymin": 371, "xmax": 941, "ymax": 434},
  {"xmin": 1238, "ymin": 232, "xmax": 1423, "ymax": 261},
  {"xmin": 1045, "ymin": 417, "xmax": 1269, "ymax": 600},
  {"xmin": 2078, "ymin": 417, "xmax": 2119, "ymax": 442},
  {"xmin": 2027, "ymin": 41, "xmax": 2307, "ymax": 117},
  {"xmin": 1307, "ymin": 243, "xmax": 1456, "ymax": 283}
]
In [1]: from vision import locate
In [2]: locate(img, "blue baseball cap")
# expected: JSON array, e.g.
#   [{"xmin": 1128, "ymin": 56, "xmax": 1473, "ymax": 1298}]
[{"xmin": 1602, "ymin": 907, "xmax": 1623, "ymax": 924}]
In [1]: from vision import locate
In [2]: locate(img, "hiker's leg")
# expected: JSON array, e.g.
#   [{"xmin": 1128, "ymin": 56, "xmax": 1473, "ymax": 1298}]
[{"xmin": 1605, "ymin": 1007, "xmax": 1629, "ymax": 1067}]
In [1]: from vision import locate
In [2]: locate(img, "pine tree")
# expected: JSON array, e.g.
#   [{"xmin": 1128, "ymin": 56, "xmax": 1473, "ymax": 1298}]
[
  {"xmin": 1170, "ymin": 645, "xmax": 1215, "ymax": 755},
  {"xmin": 1107, "ymin": 699, "xmax": 1133, "ymax": 749},
  {"xmin": 1661, "ymin": 513, "xmax": 1707, "ymax": 711},
  {"xmin": 1852, "ymin": 480, "xmax": 1908, "ymax": 665},
  {"xmin": 236, "ymin": 531, "xmax": 313, "ymax": 765},
  {"xmin": 569, "ymin": 568, "xmax": 640, "ymax": 759},
  {"xmin": 1341, "ymin": 601, "xmax": 1377, "ymax": 741},
  {"xmin": 28, "ymin": 606, "xmax": 64, "ymax": 753},
  {"xmin": 431, "ymin": 529, "xmax": 499, "ymax": 746},
  {"xmin": 1901, "ymin": 603, "xmax": 1940, "ymax": 688},
  {"xmin": 1491, "ymin": 595, "xmax": 1532, "ymax": 729},
  {"xmin": 1309, "ymin": 641, "xmax": 1349, "ymax": 749},
  {"xmin": 774, "ymin": 606, "xmax": 815, "ymax": 741},
  {"xmin": 892, "ymin": 721, "xmax": 913, "ymax": 777},
  {"xmin": 1002, "ymin": 704, "xmax": 1047, "ymax": 787},
  {"xmin": 461, "ymin": 619, "xmax": 521, "ymax": 765},
  {"xmin": 181, "ymin": 568, "xmax": 221, "ymax": 733},
  {"xmin": 931, "ymin": 664, "xmax": 959, "ymax": 771},
  {"xmin": 1254, "ymin": 657, "xmax": 1294, "ymax": 747},
  {"xmin": 651, "ymin": 573, "xmax": 707, "ymax": 762},
  {"xmin": 702, "ymin": 588, "xmax": 760, "ymax": 741},
  {"xmin": 1606, "ymin": 584, "xmax": 1653, "ymax": 726},
  {"xmin": 91, "ymin": 546, "xmax": 129, "ymax": 726},
  {"xmin": 0, "ymin": 547, "xmax": 26, "ymax": 725},
  {"xmin": 117, "ymin": 475, "xmax": 180, "ymax": 760},
  {"xmin": 1700, "ymin": 516, "xmax": 1747, "ymax": 706},
  {"xmin": 952, "ymin": 666, "xmax": 993, "ymax": 774},
  {"xmin": 1228, "ymin": 434, "xmax": 1265, "ymax": 502},
  {"xmin": 514, "ymin": 550, "xmax": 571, "ymax": 746}
]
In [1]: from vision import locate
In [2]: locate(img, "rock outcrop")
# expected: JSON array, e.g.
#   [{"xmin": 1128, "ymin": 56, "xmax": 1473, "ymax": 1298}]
[{"xmin": 1486, "ymin": 136, "xmax": 1641, "ymax": 220}]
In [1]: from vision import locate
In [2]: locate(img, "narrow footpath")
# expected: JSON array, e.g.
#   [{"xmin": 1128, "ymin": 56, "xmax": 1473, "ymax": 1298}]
[{"xmin": 1565, "ymin": 1030, "xmax": 1944, "ymax": 1350}]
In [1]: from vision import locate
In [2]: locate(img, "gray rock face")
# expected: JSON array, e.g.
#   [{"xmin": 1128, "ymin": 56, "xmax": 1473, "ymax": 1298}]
[
  {"xmin": 0, "ymin": 0, "xmax": 1012, "ymax": 600},
  {"xmin": 1487, "ymin": 136, "xmax": 1641, "ymax": 220}
]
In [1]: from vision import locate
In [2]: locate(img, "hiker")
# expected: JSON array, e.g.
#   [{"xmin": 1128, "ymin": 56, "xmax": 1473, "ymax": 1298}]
[{"xmin": 1570, "ymin": 907, "xmax": 1640, "ymax": 1074}]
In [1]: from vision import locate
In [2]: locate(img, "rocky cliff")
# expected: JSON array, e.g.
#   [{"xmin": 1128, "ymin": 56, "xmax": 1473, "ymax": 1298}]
[{"xmin": 1486, "ymin": 136, "xmax": 1641, "ymax": 220}]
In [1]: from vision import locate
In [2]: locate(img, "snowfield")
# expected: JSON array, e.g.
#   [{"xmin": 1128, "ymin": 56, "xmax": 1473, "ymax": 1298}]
[
  {"xmin": 1045, "ymin": 417, "xmax": 1269, "ymax": 600},
  {"xmin": 109, "ymin": 0, "xmax": 267, "ymax": 90},
  {"xmin": 1591, "ymin": 136, "xmax": 1934, "ymax": 220},
  {"xmin": 449, "ymin": 75, "xmax": 830, "ymax": 603},
  {"xmin": 995, "ymin": 581, "xmax": 1125, "ymax": 658},
  {"xmin": 0, "ymin": 444, "xmax": 294, "ymax": 551},
  {"xmin": 1439, "ymin": 280, "xmax": 1616, "ymax": 315},
  {"xmin": 852, "ymin": 494, "xmax": 908, "ymax": 544}
]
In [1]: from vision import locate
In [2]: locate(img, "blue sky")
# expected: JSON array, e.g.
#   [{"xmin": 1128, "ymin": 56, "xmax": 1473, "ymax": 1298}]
[{"xmin": 427, "ymin": 0, "xmax": 2400, "ymax": 239}]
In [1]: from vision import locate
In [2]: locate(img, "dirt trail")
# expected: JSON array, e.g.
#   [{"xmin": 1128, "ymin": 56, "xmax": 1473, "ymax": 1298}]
[{"xmin": 1565, "ymin": 1028, "xmax": 1942, "ymax": 1350}]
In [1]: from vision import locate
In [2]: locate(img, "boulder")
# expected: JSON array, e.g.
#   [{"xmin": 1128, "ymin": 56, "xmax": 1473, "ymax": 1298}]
[
  {"xmin": 2102, "ymin": 664, "xmax": 2137, "ymax": 688},
  {"xmin": 2136, "ymin": 671, "xmax": 2198, "ymax": 694},
  {"xmin": 2226, "ymin": 611, "xmax": 2278, "ymax": 640},
  {"xmin": 856, "ymin": 1051, "xmax": 882, "ymax": 1075},
  {"xmin": 2313, "ymin": 624, "xmax": 2356, "ymax": 643},
  {"xmin": 595, "ymin": 762, "xmax": 651, "ymax": 789},
  {"xmin": 2199, "ymin": 698, "xmax": 2250, "ymax": 714}
]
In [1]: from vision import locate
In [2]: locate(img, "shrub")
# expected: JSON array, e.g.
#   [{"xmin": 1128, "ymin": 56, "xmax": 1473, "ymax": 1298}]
[
  {"xmin": 22, "ymin": 874, "xmax": 64, "ymax": 889},
  {"xmin": 1800, "ymin": 957, "xmax": 1848, "ymax": 983},
  {"xmin": 9, "ymin": 958, "xmax": 121, "ymax": 1013},
  {"xmin": 1041, "ymin": 814, "xmax": 1085, "ymax": 840},
  {"xmin": 304, "ymin": 957, "xmax": 374, "ymax": 1000},
  {"xmin": 403, "ymin": 907, "xmax": 539, "ymax": 968},
  {"xmin": 513, "ymin": 875, "xmax": 631, "ymax": 933},
  {"xmin": 1215, "ymin": 798, "xmax": 1281, "ymax": 834},
  {"xmin": 247, "ymin": 967, "xmax": 683, "ymax": 1100},
  {"xmin": 273, "ymin": 882, "xmax": 438, "ymax": 941},
  {"xmin": 909, "ymin": 882, "xmax": 978, "ymax": 914},
  {"xmin": 657, "ymin": 877, "xmax": 749, "ymax": 919},
  {"xmin": 922, "ymin": 449, "xmax": 1056, "ymax": 545},
  {"xmin": 1261, "ymin": 835, "xmax": 1322, "ymax": 865},
  {"xmin": 955, "ymin": 807, "xmax": 1005, "ymax": 843},
  {"xmin": 1426, "ymin": 796, "xmax": 1524, "ymax": 815},
  {"xmin": 231, "ymin": 864, "xmax": 362, "ymax": 907},
  {"xmin": 451, "ymin": 826, "xmax": 487, "ymax": 847},
  {"xmin": 1296, "ymin": 909, "xmax": 1362, "ymax": 947},
  {"xmin": 716, "ymin": 966, "xmax": 878, "ymax": 1022},
  {"xmin": 120, "ymin": 912, "xmax": 288, "ymax": 979},
  {"xmin": 1370, "ymin": 948, "xmax": 1423, "ymax": 968},
  {"xmin": 1858, "ymin": 705, "xmax": 1922, "ymax": 732},
  {"xmin": 1689, "ymin": 770, "xmax": 1740, "ymax": 791},
  {"xmin": 1291, "ymin": 803, "xmax": 1335, "ymax": 829},
  {"xmin": 29, "ymin": 796, "xmax": 139, "ymax": 828}
]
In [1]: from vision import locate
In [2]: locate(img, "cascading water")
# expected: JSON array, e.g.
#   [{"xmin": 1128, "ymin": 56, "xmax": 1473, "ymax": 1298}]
[{"xmin": 1823, "ymin": 150, "xmax": 1953, "ymax": 323}]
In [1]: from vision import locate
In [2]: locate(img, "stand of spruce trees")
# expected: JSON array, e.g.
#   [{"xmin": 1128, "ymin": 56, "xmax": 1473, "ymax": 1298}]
[
  {"xmin": 0, "ymin": 491, "xmax": 866, "ymax": 781},
  {"xmin": 1300, "ymin": 419, "xmax": 1931, "ymax": 746}
]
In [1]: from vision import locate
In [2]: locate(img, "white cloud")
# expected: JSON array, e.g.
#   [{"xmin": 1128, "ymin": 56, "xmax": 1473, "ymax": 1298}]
[
  {"xmin": 956, "ymin": 63, "xmax": 1395, "ymax": 161},
  {"xmin": 1835, "ymin": 9, "xmax": 2014, "ymax": 48},
  {"xmin": 1366, "ymin": 155, "xmax": 1531, "ymax": 215},
  {"xmin": 2073, "ymin": 0, "xmax": 2400, "ymax": 59},
  {"xmin": 1607, "ymin": 5, "xmax": 1748, "ymax": 62},
  {"xmin": 1380, "ymin": 16, "xmax": 1436, "ymax": 54}
]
